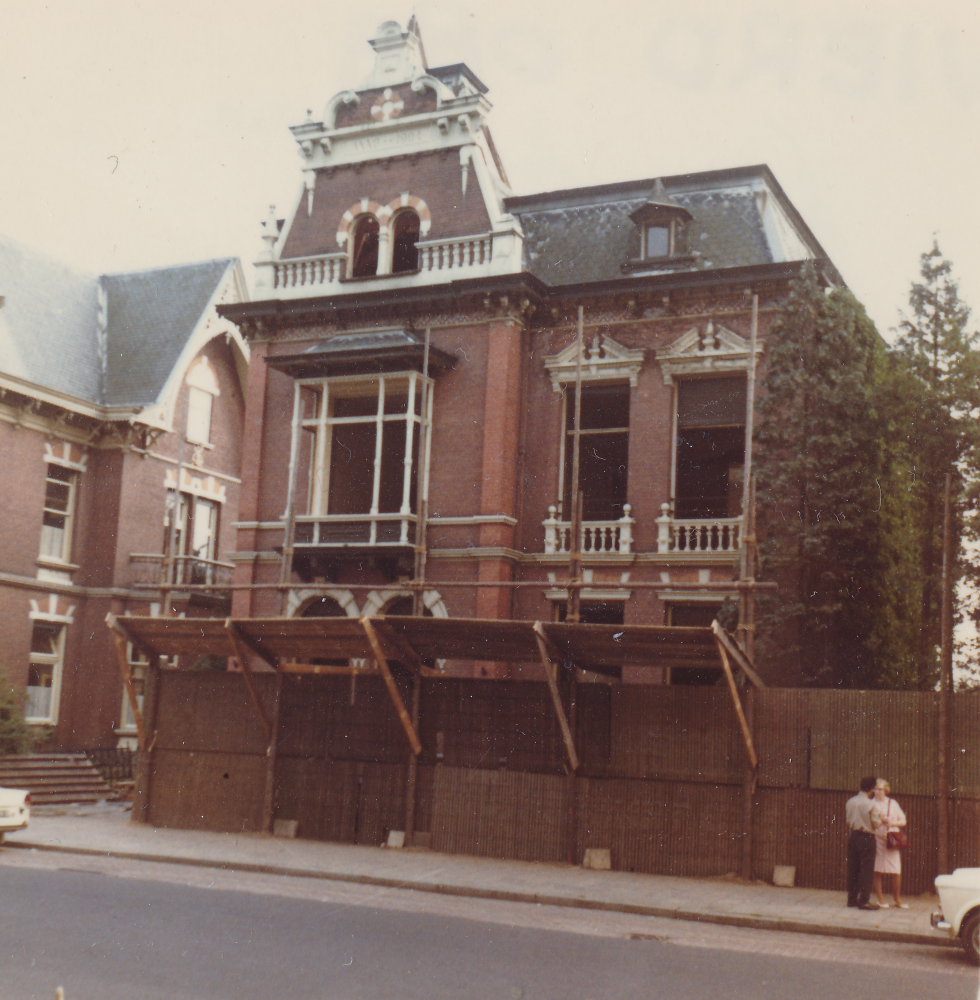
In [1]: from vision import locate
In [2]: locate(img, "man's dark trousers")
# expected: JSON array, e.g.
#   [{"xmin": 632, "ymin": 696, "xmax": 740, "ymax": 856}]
[{"xmin": 846, "ymin": 830, "xmax": 876, "ymax": 906}]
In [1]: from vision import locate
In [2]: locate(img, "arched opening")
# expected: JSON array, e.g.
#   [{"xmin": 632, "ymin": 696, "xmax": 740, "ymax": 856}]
[
  {"xmin": 302, "ymin": 595, "xmax": 348, "ymax": 665},
  {"xmin": 382, "ymin": 596, "xmax": 433, "ymax": 618},
  {"xmin": 350, "ymin": 215, "xmax": 380, "ymax": 277},
  {"xmin": 390, "ymin": 211, "xmax": 421, "ymax": 273}
]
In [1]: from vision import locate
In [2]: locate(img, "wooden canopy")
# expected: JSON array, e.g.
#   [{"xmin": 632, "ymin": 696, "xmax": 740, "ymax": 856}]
[{"xmin": 107, "ymin": 613, "xmax": 763, "ymax": 774}]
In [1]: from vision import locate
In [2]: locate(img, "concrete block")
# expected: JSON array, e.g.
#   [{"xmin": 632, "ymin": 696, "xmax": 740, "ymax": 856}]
[
  {"xmin": 386, "ymin": 829, "xmax": 406, "ymax": 849},
  {"xmin": 582, "ymin": 848, "xmax": 611, "ymax": 870},
  {"xmin": 773, "ymin": 865, "xmax": 796, "ymax": 887},
  {"xmin": 273, "ymin": 819, "xmax": 298, "ymax": 838}
]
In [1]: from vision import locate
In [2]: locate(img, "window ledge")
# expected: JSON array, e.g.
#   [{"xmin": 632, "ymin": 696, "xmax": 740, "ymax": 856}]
[
  {"xmin": 185, "ymin": 439, "xmax": 215, "ymax": 449},
  {"xmin": 36, "ymin": 556, "xmax": 80, "ymax": 571}
]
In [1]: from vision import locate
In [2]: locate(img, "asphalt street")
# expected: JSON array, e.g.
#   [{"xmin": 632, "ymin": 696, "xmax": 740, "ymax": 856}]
[{"xmin": 1, "ymin": 851, "xmax": 976, "ymax": 1000}]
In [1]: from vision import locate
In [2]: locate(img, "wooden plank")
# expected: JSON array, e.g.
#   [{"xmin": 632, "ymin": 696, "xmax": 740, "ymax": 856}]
[
  {"xmin": 107, "ymin": 612, "xmax": 164, "ymax": 666},
  {"xmin": 278, "ymin": 662, "xmax": 381, "ymax": 676},
  {"xmin": 360, "ymin": 617, "xmax": 422, "ymax": 755},
  {"xmin": 108, "ymin": 618, "xmax": 145, "ymax": 750},
  {"xmin": 714, "ymin": 634, "xmax": 758, "ymax": 770},
  {"xmin": 533, "ymin": 622, "xmax": 580, "ymax": 773},
  {"xmin": 711, "ymin": 621, "xmax": 767, "ymax": 688},
  {"xmin": 226, "ymin": 620, "xmax": 273, "ymax": 742}
]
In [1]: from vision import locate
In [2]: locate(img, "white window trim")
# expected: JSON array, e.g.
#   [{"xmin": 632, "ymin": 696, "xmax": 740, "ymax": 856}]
[
  {"xmin": 39, "ymin": 463, "xmax": 77, "ymax": 566},
  {"xmin": 26, "ymin": 620, "xmax": 65, "ymax": 725}
]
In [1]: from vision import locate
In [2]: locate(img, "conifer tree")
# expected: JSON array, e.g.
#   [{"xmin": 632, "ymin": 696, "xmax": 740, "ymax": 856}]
[{"xmin": 893, "ymin": 242, "xmax": 980, "ymax": 687}]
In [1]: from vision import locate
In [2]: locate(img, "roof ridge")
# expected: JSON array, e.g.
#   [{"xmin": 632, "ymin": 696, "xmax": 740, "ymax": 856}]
[{"xmin": 100, "ymin": 257, "xmax": 236, "ymax": 279}]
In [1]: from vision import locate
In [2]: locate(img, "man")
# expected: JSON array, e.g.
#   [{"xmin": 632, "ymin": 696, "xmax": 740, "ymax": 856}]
[{"xmin": 845, "ymin": 776, "xmax": 880, "ymax": 909}]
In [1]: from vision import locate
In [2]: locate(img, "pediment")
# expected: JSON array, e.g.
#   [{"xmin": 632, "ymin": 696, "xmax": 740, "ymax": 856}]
[
  {"xmin": 543, "ymin": 334, "xmax": 645, "ymax": 392},
  {"xmin": 655, "ymin": 321, "xmax": 763, "ymax": 384}
]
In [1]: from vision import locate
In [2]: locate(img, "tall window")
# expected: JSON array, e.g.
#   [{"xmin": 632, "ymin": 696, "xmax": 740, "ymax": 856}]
[
  {"xmin": 167, "ymin": 492, "xmax": 220, "ymax": 583},
  {"xmin": 119, "ymin": 643, "xmax": 148, "ymax": 733},
  {"xmin": 674, "ymin": 377, "xmax": 746, "ymax": 518},
  {"xmin": 391, "ymin": 210, "xmax": 421, "ymax": 273},
  {"xmin": 561, "ymin": 384, "xmax": 630, "ymax": 520},
  {"xmin": 26, "ymin": 621, "xmax": 65, "ymax": 723},
  {"xmin": 185, "ymin": 356, "xmax": 220, "ymax": 445},
  {"xmin": 297, "ymin": 373, "xmax": 426, "ymax": 541},
  {"xmin": 40, "ymin": 464, "xmax": 76, "ymax": 563},
  {"xmin": 350, "ymin": 216, "xmax": 380, "ymax": 278}
]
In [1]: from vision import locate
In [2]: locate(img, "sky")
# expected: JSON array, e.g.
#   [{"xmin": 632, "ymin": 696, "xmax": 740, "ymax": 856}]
[{"xmin": 1, "ymin": 1, "xmax": 979, "ymax": 341}]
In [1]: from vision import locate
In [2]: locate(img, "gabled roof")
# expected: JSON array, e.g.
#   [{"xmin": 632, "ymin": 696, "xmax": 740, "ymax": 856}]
[
  {"xmin": 103, "ymin": 258, "xmax": 236, "ymax": 406},
  {"xmin": 0, "ymin": 233, "xmax": 102, "ymax": 403}
]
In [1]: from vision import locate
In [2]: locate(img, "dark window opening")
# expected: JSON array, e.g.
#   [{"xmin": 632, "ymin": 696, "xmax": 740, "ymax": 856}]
[
  {"xmin": 675, "ymin": 378, "xmax": 745, "ymax": 519},
  {"xmin": 391, "ymin": 211, "xmax": 421, "ymax": 273},
  {"xmin": 668, "ymin": 604, "xmax": 724, "ymax": 686},
  {"xmin": 351, "ymin": 216, "xmax": 380, "ymax": 277},
  {"xmin": 563, "ymin": 384, "xmax": 630, "ymax": 520}
]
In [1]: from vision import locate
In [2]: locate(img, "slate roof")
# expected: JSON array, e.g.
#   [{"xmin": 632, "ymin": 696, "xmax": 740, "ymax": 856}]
[
  {"xmin": 0, "ymin": 233, "xmax": 102, "ymax": 403},
  {"xmin": 0, "ymin": 236, "xmax": 234, "ymax": 409},
  {"xmin": 103, "ymin": 259, "xmax": 234, "ymax": 406},
  {"xmin": 508, "ymin": 170, "xmax": 794, "ymax": 288}
]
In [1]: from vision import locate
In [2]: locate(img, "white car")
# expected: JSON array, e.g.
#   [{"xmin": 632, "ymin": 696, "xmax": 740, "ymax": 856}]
[
  {"xmin": 932, "ymin": 868, "xmax": 980, "ymax": 965},
  {"xmin": 0, "ymin": 786, "xmax": 30, "ymax": 842}
]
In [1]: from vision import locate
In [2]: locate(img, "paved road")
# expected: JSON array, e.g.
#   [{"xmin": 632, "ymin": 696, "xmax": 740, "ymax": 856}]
[{"xmin": 1, "ymin": 849, "xmax": 977, "ymax": 1000}]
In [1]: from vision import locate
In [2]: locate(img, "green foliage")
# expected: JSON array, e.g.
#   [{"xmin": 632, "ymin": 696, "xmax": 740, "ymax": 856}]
[
  {"xmin": 754, "ymin": 261, "xmax": 919, "ymax": 687},
  {"xmin": 893, "ymin": 241, "xmax": 980, "ymax": 687},
  {"xmin": 0, "ymin": 671, "xmax": 35, "ymax": 755}
]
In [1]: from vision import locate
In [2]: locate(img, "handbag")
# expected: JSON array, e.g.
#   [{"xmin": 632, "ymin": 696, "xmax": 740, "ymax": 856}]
[{"xmin": 885, "ymin": 801, "xmax": 909, "ymax": 850}]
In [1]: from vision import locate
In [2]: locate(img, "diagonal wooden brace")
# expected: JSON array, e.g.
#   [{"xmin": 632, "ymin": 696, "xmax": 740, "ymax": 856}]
[
  {"xmin": 361, "ymin": 616, "xmax": 422, "ymax": 755},
  {"xmin": 714, "ymin": 633, "xmax": 758, "ymax": 770},
  {"xmin": 225, "ymin": 620, "xmax": 273, "ymax": 742},
  {"xmin": 107, "ymin": 615, "xmax": 146, "ymax": 751},
  {"xmin": 533, "ymin": 622, "xmax": 579, "ymax": 773},
  {"xmin": 711, "ymin": 621, "xmax": 766, "ymax": 689}
]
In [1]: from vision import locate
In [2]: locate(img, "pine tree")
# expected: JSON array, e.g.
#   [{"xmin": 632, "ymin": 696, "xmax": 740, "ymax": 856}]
[
  {"xmin": 754, "ymin": 262, "xmax": 918, "ymax": 687},
  {"xmin": 894, "ymin": 241, "xmax": 980, "ymax": 687}
]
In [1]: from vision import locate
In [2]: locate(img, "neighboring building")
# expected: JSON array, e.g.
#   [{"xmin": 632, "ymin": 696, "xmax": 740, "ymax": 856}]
[
  {"xmin": 0, "ymin": 234, "xmax": 248, "ymax": 747},
  {"xmin": 221, "ymin": 17, "xmax": 840, "ymax": 686}
]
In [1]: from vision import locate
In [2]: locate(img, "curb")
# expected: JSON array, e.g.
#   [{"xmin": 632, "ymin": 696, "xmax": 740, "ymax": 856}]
[{"xmin": 4, "ymin": 839, "xmax": 952, "ymax": 949}]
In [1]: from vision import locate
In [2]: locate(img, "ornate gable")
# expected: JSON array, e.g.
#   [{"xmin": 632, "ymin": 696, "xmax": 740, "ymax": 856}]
[
  {"xmin": 543, "ymin": 334, "xmax": 645, "ymax": 392},
  {"xmin": 655, "ymin": 321, "xmax": 763, "ymax": 385}
]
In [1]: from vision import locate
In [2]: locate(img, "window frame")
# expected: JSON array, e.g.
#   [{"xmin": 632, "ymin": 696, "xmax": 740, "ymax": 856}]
[
  {"xmin": 389, "ymin": 208, "xmax": 421, "ymax": 274},
  {"xmin": 39, "ymin": 463, "xmax": 77, "ymax": 565},
  {"xmin": 297, "ymin": 371, "xmax": 431, "ymax": 520},
  {"xmin": 349, "ymin": 214, "xmax": 381, "ymax": 278},
  {"xmin": 26, "ymin": 620, "xmax": 66, "ymax": 725},
  {"xmin": 186, "ymin": 385, "xmax": 214, "ymax": 445}
]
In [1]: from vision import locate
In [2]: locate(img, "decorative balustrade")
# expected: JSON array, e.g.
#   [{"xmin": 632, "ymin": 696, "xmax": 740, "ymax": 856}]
[
  {"xmin": 542, "ymin": 505, "xmax": 634, "ymax": 555},
  {"xmin": 655, "ymin": 504, "xmax": 742, "ymax": 554},
  {"xmin": 273, "ymin": 254, "xmax": 347, "ymax": 291},
  {"xmin": 416, "ymin": 234, "xmax": 492, "ymax": 272},
  {"xmin": 128, "ymin": 554, "xmax": 235, "ymax": 588},
  {"xmin": 293, "ymin": 513, "xmax": 417, "ymax": 548}
]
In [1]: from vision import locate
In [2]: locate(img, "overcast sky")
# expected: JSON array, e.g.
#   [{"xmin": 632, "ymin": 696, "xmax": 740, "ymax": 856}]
[{"xmin": 1, "ymin": 1, "xmax": 978, "ymax": 340}]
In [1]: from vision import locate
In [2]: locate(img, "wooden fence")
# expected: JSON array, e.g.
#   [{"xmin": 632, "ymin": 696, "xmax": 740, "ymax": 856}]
[{"xmin": 142, "ymin": 673, "xmax": 980, "ymax": 895}]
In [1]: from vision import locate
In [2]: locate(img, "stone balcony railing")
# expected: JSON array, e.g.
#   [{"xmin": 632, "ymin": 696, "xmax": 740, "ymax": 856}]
[
  {"xmin": 655, "ymin": 504, "xmax": 742, "ymax": 554},
  {"xmin": 264, "ymin": 233, "xmax": 495, "ymax": 298},
  {"xmin": 542, "ymin": 505, "xmax": 634, "ymax": 555}
]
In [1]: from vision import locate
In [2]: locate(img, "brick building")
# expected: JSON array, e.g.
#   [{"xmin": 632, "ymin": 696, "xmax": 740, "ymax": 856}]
[
  {"xmin": 219, "ymin": 18, "xmax": 839, "ymax": 686},
  {"xmin": 0, "ymin": 233, "xmax": 248, "ymax": 748}
]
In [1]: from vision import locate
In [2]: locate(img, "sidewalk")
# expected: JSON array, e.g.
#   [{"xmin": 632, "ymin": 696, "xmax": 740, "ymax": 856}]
[{"xmin": 3, "ymin": 805, "xmax": 950, "ymax": 949}]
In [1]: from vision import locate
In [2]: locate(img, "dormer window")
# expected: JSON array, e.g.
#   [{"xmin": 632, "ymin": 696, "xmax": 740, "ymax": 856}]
[
  {"xmin": 350, "ymin": 215, "xmax": 380, "ymax": 277},
  {"xmin": 391, "ymin": 210, "xmax": 421, "ymax": 273},
  {"xmin": 625, "ymin": 178, "xmax": 694, "ymax": 271}
]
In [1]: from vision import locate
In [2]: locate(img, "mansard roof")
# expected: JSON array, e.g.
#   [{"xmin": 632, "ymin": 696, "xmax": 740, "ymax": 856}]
[{"xmin": 506, "ymin": 164, "xmax": 834, "ymax": 288}]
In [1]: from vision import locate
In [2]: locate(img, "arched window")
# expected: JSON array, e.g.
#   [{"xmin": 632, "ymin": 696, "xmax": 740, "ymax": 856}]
[
  {"xmin": 390, "ymin": 210, "xmax": 421, "ymax": 273},
  {"xmin": 350, "ymin": 215, "xmax": 380, "ymax": 277},
  {"xmin": 185, "ymin": 356, "xmax": 220, "ymax": 445}
]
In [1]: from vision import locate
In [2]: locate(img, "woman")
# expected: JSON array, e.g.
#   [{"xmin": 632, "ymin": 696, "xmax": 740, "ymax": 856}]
[{"xmin": 872, "ymin": 779, "xmax": 908, "ymax": 908}]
